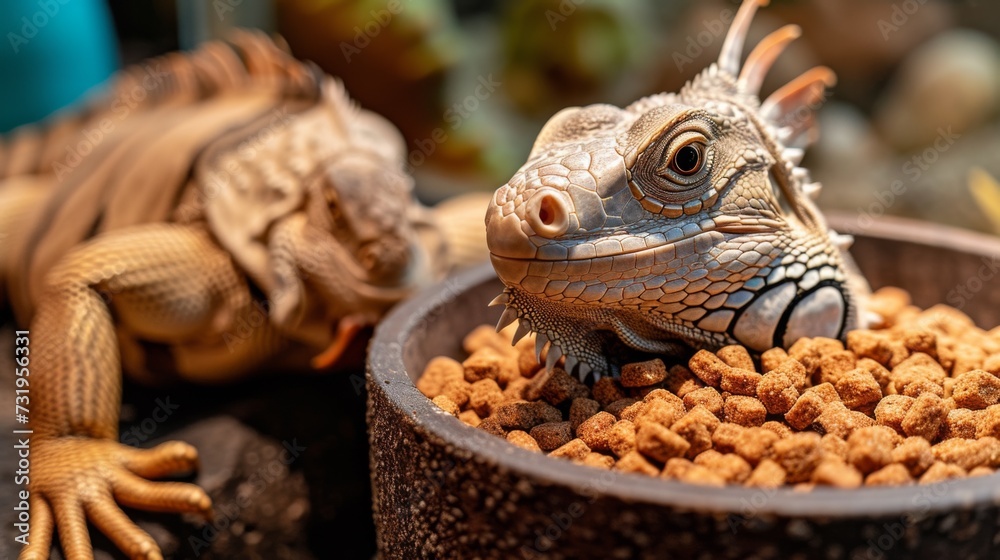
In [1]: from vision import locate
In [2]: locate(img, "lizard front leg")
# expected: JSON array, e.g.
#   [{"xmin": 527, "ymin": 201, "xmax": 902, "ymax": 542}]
[{"xmin": 19, "ymin": 224, "xmax": 254, "ymax": 560}]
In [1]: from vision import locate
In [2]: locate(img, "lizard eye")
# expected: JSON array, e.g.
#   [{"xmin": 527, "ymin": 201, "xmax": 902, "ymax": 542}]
[
  {"xmin": 669, "ymin": 142, "xmax": 704, "ymax": 175},
  {"xmin": 651, "ymin": 130, "xmax": 712, "ymax": 187},
  {"xmin": 627, "ymin": 118, "xmax": 717, "ymax": 214},
  {"xmin": 324, "ymin": 189, "xmax": 342, "ymax": 220}
]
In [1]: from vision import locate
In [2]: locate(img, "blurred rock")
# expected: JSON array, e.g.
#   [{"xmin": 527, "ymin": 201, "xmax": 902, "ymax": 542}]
[
  {"xmin": 768, "ymin": 0, "xmax": 954, "ymax": 107},
  {"xmin": 116, "ymin": 417, "xmax": 313, "ymax": 560},
  {"xmin": 816, "ymin": 123, "xmax": 1000, "ymax": 235},
  {"xmin": 812, "ymin": 102, "xmax": 889, "ymax": 212},
  {"xmin": 814, "ymin": 102, "xmax": 889, "ymax": 173},
  {"xmin": 874, "ymin": 30, "xmax": 1000, "ymax": 152}
]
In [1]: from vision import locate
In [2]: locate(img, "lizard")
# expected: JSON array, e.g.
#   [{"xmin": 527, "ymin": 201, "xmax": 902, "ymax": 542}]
[
  {"xmin": 0, "ymin": 31, "xmax": 485, "ymax": 560},
  {"xmin": 485, "ymin": 0, "xmax": 872, "ymax": 379}
]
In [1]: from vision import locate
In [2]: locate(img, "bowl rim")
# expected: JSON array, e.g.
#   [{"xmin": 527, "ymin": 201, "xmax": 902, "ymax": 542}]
[{"xmin": 368, "ymin": 213, "xmax": 1000, "ymax": 518}]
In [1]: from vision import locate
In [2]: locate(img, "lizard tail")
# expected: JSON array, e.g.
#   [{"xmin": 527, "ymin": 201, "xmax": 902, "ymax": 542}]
[
  {"xmin": 431, "ymin": 192, "xmax": 493, "ymax": 272},
  {"xmin": 0, "ymin": 30, "xmax": 323, "ymax": 181}
]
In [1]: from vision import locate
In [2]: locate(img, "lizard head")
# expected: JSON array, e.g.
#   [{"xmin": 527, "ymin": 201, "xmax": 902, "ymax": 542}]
[
  {"xmin": 251, "ymin": 84, "xmax": 449, "ymax": 358},
  {"xmin": 486, "ymin": 0, "xmax": 870, "ymax": 378},
  {"xmin": 308, "ymin": 138, "xmax": 416, "ymax": 285},
  {"xmin": 296, "ymin": 92, "xmax": 446, "ymax": 295}
]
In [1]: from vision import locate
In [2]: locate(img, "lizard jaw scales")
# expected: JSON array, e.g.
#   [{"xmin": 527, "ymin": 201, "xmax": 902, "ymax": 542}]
[{"xmin": 490, "ymin": 294, "xmax": 595, "ymax": 379}]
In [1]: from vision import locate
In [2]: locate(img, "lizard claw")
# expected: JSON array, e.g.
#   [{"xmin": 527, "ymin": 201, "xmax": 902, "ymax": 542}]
[
  {"xmin": 488, "ymin": 292, "xmax": 509, "ymax": 307},
  {"xmin": 544, "ymin": 344, "xmax": 563, "ymax": 370},
  {"xmin": 21, "ymin": 438, "xmax": 212, "ymax": 560},
  {"xmin": 511, "ymin": 321, "xmax": 531, "ymax": 345},
  {"xmin": 499, "ymin": 288, "xmax": 614, "ymax": 380},
  {"xmin": 495, "ymin": 306, "xmax": 519, "ymax": 333},
  {"xmin": 534, "ymin": 333, "xmax": 549, "ymax": 362}
]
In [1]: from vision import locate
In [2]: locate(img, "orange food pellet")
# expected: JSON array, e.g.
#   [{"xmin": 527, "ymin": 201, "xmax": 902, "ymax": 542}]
[
  {"xmin": 506, "ymin": 430, "xmax": 542, "ymax": 452},
  {"xmin": 683, "ymin": 386, "xmax": 724, "ymax": 417},
  {"xmin": 620, "ymin": 358, "xmax": 668, "ymax": 387},
  {"xmin": 423, "ymin": 291, "xmax": 1000, "ymax": 490}
]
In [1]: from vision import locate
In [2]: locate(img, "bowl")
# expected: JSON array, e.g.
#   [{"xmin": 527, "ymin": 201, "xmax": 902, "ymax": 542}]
[{"xmin": 366, "ymin": 214, "xmax": 1000, "ymax": 559}]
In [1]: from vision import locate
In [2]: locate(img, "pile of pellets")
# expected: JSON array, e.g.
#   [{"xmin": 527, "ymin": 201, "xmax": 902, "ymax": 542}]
[{"xmin": 418, "ymin": 288, "xmax": 1000, "ymax": 488}]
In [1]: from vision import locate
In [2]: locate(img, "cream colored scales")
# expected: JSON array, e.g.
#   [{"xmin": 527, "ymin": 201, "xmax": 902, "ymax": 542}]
[{"xmin": 486, "ymin": 0, "xmax": 871, "ymax": 378}]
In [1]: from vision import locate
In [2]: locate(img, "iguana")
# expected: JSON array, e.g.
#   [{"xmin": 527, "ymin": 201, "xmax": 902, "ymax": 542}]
[
  {"xmin": 0, "ymin": 31, "xmax": 483, "ymax": 560},
  {"xmin": 486, "ymin": 0, "xmax": 871, "ymax": 379}
]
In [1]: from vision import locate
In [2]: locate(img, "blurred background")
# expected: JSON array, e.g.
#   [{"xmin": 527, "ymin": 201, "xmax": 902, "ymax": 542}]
[
  {"xmin": 2, "ymin": 0, "xmax": 1000, "ymax": 234},
  {"xmin": 1, "ymin": 0, "xmax": 1000, "ymax": 235}
]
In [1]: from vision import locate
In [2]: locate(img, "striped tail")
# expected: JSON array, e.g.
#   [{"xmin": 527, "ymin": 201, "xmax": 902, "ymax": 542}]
[{"xmin": 0, "ymin": 30, "xmax": 324, "ymax": 181}]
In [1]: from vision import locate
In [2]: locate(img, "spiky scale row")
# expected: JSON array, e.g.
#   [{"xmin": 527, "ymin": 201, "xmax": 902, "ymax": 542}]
[
  {"xmin": 512, "ymin": 322, "xmax": 531, "ymax": 345},
  {"xmin": 496, "ymin": 306, "xmax": 518, "ymax": 332}
]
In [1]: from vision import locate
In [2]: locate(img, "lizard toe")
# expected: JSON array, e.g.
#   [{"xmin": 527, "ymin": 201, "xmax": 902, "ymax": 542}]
[
  {"xmin": 51, "ymin": 498, "xmax": 94, "ymax": 560},
  {"xmin": 26, "ymin": 437, "xmax": 209, "ymax": 560},
  {"xmin": 16, "ymin": 495, "xmax": 53, "ymax": 560},
  {"xmin": 123, "ymin": 440, "xmax": 200, "ymax": 479},
  {"xmin": 114, "ymin": 470, "xmax": 213, "ymax": 519},
  {"xmin": 85, "ymin": 495, "xmax": 163, "ymax": 560}
]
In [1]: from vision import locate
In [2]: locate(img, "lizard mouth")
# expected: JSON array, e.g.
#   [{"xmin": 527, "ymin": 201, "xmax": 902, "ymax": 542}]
[
  {"xmin": 486, "ymin": 162, "xmax": 789, "ymax": 267},
  {"xmin": 489, "ymin": 217, "xmax": 785, "ymax": 290},
  {"xmin": 488, "ymin": 196, "xmax": 784, "ymax": 263}
]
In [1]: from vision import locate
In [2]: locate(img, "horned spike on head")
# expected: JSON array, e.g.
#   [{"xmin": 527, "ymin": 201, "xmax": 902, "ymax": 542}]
[
  {"xmin": 717, "ymin": 0, "xmax": 770, "ymax": 76},
  {"xmin": 761, "ymin": 66, "xmax": 837, "ymax": 122},
  {"xmin": 738, "ymin": 24, "xmax": 801, "ymax": 95}
]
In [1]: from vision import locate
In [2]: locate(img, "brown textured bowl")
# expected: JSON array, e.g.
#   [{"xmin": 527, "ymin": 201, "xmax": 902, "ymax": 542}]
[{"xmin": 366, "ymin": 214, "xmax": 1000, "ymax": 559}]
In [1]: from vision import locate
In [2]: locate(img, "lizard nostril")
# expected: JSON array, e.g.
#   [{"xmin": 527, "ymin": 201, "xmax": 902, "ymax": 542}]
[
  {"xmin": 538, "ymin": 205, "xmax": 553, "ymax": 225},
  {"xmin": 526, "ymin": 189, "xmax": 570, "ymax": 238}
]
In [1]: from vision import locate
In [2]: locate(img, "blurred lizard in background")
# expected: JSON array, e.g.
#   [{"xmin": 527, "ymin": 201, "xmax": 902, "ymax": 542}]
[{"xmin": 0, "ymin": 31, "xmax": 486, "ymax": 560}]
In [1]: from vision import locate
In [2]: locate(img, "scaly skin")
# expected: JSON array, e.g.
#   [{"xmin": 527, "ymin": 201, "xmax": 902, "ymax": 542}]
[
  {"xmin": 486, "ymin": 0, "xmax": 871, "ymax": 379},
  {"xmin": 0, "ymin": 33, "xmax": 485, "ymax": 560}
]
